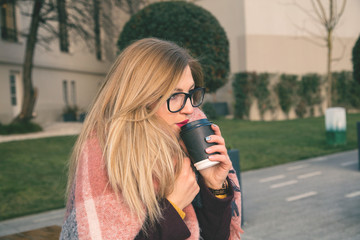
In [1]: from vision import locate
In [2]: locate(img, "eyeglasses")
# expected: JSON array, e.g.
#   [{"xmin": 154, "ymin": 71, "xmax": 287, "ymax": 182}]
[{"xmin": 167, "ymin": 87, "xmax": 205, "ymax": 113}]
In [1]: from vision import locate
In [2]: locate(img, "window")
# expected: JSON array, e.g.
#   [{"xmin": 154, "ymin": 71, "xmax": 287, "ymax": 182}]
[
  {"xmin": 9, "ymin": 73, "xmax": 17, "ymax": 106},
  {"xmin": 63, "ymin": 80, "xmax": 69, "ymax": 106},
  {"xmin": 71, "ymin": 80, "xmax": 76, "ymax": 106},
  {"xmin": 63, "ymin": 80, "xmax": 77, "ymax": 106},
  {"xmin": 1, "ymin": 0, "xmax": 18, "ymax": 42}
]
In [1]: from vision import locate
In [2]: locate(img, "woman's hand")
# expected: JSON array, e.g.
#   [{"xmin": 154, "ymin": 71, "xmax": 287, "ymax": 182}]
[
  {"xmin": 166, "ymin": 157, "xmax": 200, "ymax": 210},
  {"xmin": 199, "ymin": 124, "xmax": 232, "ymax": 189}
]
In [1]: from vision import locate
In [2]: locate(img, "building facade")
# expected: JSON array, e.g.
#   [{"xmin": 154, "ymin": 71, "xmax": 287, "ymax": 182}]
[{"xmin": 1, "ymin": 0, "xmax": 359, "ymax": 124}]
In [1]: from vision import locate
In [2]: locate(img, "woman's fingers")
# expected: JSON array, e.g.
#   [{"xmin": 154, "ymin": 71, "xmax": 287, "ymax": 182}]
[{"xmin": 205, "ymin": 135, "xmax": 225, "ymax": 146}]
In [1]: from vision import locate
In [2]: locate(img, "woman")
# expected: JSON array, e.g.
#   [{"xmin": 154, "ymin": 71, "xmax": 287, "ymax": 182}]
[{"xmin": 60, "ymin": 38, "xmax": 243, "ymax": 239}]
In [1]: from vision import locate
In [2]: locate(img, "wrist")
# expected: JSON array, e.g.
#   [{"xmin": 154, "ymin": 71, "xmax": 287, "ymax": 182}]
[{"xmin": 208, "ymin": 180, "xmax": 228, "ymax": 195}]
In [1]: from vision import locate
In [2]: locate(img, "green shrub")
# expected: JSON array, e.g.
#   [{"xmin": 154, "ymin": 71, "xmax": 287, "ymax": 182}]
[
  {"xmin": 118, "ymin": 1, "xmax": 229, "ymax": 93},
  {"xmin": 232, "ymin": 72, "xmax": 255, "ymax": 119},
  {"xmin": 352, "ymin": 34, "xmax": 360, "ymax": 85},
  {"xmin": 332, "ymin": 71, "xmax": 360, "ymax": 109},
  {"xmin": 275, "ymin": 74, "xmax": 298, "ymax": 117},
  {"xmin": 253, "ymin": 73, "xmax": 272, "ymax": 120},
  {"xmin": 202, "ymin": 102, "xmax": 218, "ymax": 120},
  {"xmin": 297, "ymin": 73, "xmax": 322, "ymax": 117},
  {"xmin": 0, "ymin": 121, "xmax": 42, "ymax": 135}
]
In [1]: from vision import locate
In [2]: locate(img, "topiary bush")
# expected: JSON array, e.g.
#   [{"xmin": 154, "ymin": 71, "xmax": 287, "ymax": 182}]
[
  {"xmin": 275, "ymin": 74, "xmax": 298, "ymax": 118},
  {"xmin": 201, "ymin": 102, "xmax": 218, "ymax": 120},
  {"xmin": 253, "ymin": 73, "xmax": 272, "ymax": 120},
  {"xmin": 232, "ymin": 72, "xmax": 255, "ymax": 119},
  {"xmin": 352, "ymin": 34, "xmax": 360, "ymax": 85},
  {"xmin": 332, "ymin": 71, "xmax": 360, "ymax": 109},
  {"xmin": 297, "ymin": 73, "xmax": 322, "ymax": 117},
  {"xmin": 0, "ymin": 121, "xmax": 42, "ymax": 135},
  {"xmin": 118, "ymin": 1, "xmax": 229, "ymax": 93}
]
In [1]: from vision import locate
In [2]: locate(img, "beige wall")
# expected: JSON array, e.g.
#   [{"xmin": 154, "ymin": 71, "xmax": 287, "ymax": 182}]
[
  {"xmin": 200, "ymin": 0, "xmax": 360, "ymax": 117},
  {"xmin": 246, "ymin": 35, "xmax": 356, "ymax": 75}
]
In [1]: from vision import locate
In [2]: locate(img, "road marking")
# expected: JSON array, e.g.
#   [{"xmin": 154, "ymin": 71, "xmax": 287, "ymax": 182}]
[
  {"xmin": 270, "ymin": 180, "xmax": 298, "ymax": 189},
  {"xmin": 310, "ymin": 156, "xmax": 328, "ymax": 162},
  {"xmin": 341, "ymin": 161, "xmax": 358, "ymax": 167},
  {"xmin": 259, "ymin": 174, "xmax": 285, "ymax": 183},
  {"xmin": 297, "ymin": 171, "xmax": 322, "ymax": 179},
  {"xmin": 286, "ymin": 191, "xmax": 317, "ymax": 202},
  {"xmin": 287, "ymin": 164, "xmax": 308, "ymax": 171},
  {"xmin": 345, "ymin": 191, "xmax": 360, "ymax": 198}
]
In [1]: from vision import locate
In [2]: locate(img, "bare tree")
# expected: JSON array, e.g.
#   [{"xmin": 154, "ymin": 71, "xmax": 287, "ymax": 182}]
[
  {"xmin": 57, "ymin": 0, "xmax": 69, "ymax": 52},
  {"xmin": 292, "ymin": 0, "xmax": 347, "ymax": 108},
  {"xmin": 13, "ymin": 0, "xmax": 122, "ymax": 122},
  {"xmin": 15, "ymin": 0, "xmax": 44, "ymax": 123}
]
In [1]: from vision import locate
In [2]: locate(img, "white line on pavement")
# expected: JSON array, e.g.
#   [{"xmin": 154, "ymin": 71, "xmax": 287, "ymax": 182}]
[
  {"xmin": 297, "ymin": 171, "xmax": 322, "ymax": 179},
  {"xmin": 310, "ymin": 156, "xmax": 328, "ymax": 162},
  {"xmin": 287, "ymin": 164, "xmax": 308, "ymax": 171},
  {"xmin": 259, "ymin": 174, "xmax": 285, "ymax": 183},
  {"xmin": 286, "ymin": 191, "xmax": 317, "ymax": 202},
  {"xmin": 345, "ymin": 191, "xmax": 360, "ymax": 198},
  {"xmin": 341, "ymin": 161, "xmax": 358, "ymax": 167},
  {"xmin": 270, "ymin": 180, "xmax": 298, "ymax": 189}
]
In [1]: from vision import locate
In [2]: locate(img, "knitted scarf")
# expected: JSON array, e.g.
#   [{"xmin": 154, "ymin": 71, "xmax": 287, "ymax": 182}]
[{"xmin": 61, "ymin": 108, "xmax": 243, "ymax": 239}]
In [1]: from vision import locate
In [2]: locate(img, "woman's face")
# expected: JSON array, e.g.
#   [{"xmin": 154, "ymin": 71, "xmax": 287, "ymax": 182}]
[{"xmin": 156, "ymin": 65, "xmax": 195, "ymax": 134}]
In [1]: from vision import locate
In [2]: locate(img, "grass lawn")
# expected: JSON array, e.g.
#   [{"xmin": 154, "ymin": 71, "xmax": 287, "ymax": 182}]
[
  {"xmin": 0, "ymin": 136, "xmax": 77, "ymax": 221},
  {"xmin": 215, "ymin": 113, "xmax": 360, "ymax": 171},
  {"xmin": 0, "ymin": 113, "xmax": 359, "ymax": 220}
]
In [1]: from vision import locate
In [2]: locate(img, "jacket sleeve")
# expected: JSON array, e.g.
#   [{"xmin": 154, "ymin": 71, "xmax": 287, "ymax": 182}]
[
  {"xmin": 135, "ymin": 199, "xmax": 191, "ymax": 240},
  {"xmin": 194, "ymin": 175, "xmax": 234, "ymax": 240}
]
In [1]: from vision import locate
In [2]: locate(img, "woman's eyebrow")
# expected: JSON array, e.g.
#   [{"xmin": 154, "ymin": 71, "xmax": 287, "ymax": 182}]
[{"xmin": 173, "ymin": 83, "xmax": 195, "ymax": 92}]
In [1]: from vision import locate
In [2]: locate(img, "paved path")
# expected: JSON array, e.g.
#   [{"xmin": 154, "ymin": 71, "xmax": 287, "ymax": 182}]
[
  {"xmin": 0, "ymin": 122, "xmax": 82, "ymax": 143},
  {"xmin": 1, "ymin": 123, "xmax": 359, "ymax": 239},
  {"xmin": 241, "ymin": 150, "xmax": 360, "ymax": 240}
]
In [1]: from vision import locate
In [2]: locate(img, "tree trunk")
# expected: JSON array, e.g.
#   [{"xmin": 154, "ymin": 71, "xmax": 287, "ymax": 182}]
[
  {"xmin": 93, "ymin": 0, "xmax": 102, "ymax": 60},
  {"xmin": 14, "ymin": 0, "xmax": 44, "ymax": 123},
  {"xmin": 327, "ymin": 29, "xmax": 333, "ymax": 108},
  {"xmin": 57, "ymin": 0, "xmax": 69, "ymax": 52}
]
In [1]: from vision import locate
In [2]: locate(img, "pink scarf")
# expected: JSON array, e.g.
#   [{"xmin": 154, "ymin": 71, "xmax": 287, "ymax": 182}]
[{"xmin": 67, "ymin": 108, "xmax": 243, "ymax": 239}]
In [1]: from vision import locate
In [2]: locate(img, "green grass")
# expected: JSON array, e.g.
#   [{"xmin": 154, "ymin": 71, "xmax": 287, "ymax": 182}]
[
  {"xmin": 0, "ymin": 136, "xmax": 77, "ymax": 221},
  {"xmin": 0, "ymin": 113, "xmax": 359, "ymax": 221},
  {"xmin": 215, "ymin": 113, "xmax": 360, "ymax": 171}
]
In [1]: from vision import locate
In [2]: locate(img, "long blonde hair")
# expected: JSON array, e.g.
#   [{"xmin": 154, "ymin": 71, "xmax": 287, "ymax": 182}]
[{"xmin": 67, "ymin": 38, "xmax": 203, "ymax": 229}]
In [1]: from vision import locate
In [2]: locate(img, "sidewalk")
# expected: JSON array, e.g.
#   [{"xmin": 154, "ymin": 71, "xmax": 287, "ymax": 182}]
[{"xmin": 0, "ymin": 122, "xmax": 83, "ymax": 143}]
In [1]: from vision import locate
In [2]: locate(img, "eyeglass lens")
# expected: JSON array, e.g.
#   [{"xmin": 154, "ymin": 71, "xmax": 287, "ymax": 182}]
[{"xmin": 168, "ymin": 88, "xmax": 204, "ymax": 112}]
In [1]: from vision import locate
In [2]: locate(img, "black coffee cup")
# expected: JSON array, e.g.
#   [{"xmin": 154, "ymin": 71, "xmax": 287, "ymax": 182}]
[{"xmin": 180, "ymin": 118, "xmax": 220, "ymax": 170}]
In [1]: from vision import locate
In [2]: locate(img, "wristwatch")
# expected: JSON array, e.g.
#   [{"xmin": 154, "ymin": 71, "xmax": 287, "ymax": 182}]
[{"xmin": 208, "ymin": 180, "xmax": 228, "ymax": 195}]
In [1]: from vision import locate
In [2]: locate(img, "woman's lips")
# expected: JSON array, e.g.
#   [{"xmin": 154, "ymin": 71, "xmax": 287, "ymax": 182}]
[{"xmin": 176, "ymin": 119, "xmax": 189, "ymax": 128}]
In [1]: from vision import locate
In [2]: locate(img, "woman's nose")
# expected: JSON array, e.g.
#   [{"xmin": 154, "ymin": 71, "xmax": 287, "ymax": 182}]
[{"xmin": 180, "ymin": 97, "xmax": 194, "ymax": 114}]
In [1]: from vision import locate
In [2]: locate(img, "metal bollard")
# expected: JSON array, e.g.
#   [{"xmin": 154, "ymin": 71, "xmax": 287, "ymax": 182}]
[{"xmin": 357, "ymin": 122, "xmax": 360, "ymax": 171}]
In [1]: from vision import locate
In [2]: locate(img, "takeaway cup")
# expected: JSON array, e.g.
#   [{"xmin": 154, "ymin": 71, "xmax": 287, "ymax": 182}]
[{"xmin": 180, "ymin": 118, "xmax": 220, "ymax": 170}]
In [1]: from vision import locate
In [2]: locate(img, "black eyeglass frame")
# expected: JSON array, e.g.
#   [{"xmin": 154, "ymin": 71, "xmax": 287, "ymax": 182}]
[{"xmin": 166, "ymin": 87, "xmax": 205, "ymax": 113}]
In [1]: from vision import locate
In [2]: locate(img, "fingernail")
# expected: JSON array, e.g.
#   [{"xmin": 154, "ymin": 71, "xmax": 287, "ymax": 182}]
[
  {"xmin": 212, "ymin": 124, "xmax": 218, "ymax": 128},
  {"xmin": 208, "ymin": 155, "xmax": 214, "ymax": 160},
  {"xmin": 205, "ymin": 148, "xmax": 211, "ymax": 153},
  {"xmin": 205, "ymin": 136, "xmax": 211, "ymax": 141}
]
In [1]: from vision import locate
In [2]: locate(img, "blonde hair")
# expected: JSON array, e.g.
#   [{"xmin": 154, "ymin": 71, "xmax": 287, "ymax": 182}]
[{"xmin": 66, "ymin": 38, "xmax": 203, "ymax": 230}]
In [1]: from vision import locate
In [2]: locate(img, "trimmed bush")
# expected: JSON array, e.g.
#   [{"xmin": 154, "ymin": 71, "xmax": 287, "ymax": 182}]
[
  {"xmin": 232, "ymin": 72, "xmax": 255, "ymax": 119},
  {"xmin": 253, "ymin": 73, "xmax": 272, "ymax": 120},
  {"xmin": 352, "ymin": 34, "xmax": 360, "ymax": 85},
  {"xmin": 202, "ymin": 102, "xmax": 218, "ymax": 120},
  {"xmin": 332, "ymin": 71, "xmax": 360, "ymax": 109},
  {"xmin": 297, "ymin": 73, "xmax": 322, "ymax": 117},
  {"xmin": 0, "ymin": 121, "xmax": 42, "ymax": 135},
  {"xmin": 275, "ymin": 74, "xmax": 298, "ymax": 117},
  {"xmin": 118, "ymin": 1, "xmax": 229, "ymax": 93}
]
